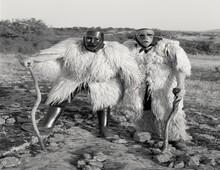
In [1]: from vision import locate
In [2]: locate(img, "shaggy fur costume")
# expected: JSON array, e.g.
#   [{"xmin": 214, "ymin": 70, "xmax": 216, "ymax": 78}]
[
  {"xmin": 123, "ymin": 38, "xmax": 192, "ymax": 141},
  {"xmin": 30, "ymin": 38, "xmax": 142, "ymax": 112}
]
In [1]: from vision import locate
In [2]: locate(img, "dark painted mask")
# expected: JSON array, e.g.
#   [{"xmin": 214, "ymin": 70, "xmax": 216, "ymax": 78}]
[{"xmin": 83, "ymin": 30, "xmax": 104, "ymax": 52}]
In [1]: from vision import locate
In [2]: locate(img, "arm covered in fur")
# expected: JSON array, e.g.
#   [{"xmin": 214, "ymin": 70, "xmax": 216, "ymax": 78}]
[
  {"xmin": 31, "ymin": 38, "xmax": 77, "ymax": 62},
  {"xmin": 165, "ymin": 42, "xmax": 191, "ymax": 77},
  {"xmin": 23, "ymin": 38, "xmax": 78, "ymax": 80},
  {"xmin": 165, "ymin": 42, "xmax": 191, "ymax": 93}
]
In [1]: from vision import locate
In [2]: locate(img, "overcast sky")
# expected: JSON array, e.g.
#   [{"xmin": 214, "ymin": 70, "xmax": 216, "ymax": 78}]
[{"xmin": 0, "ymin": 0, "xmax": 219, "ymax": 31}]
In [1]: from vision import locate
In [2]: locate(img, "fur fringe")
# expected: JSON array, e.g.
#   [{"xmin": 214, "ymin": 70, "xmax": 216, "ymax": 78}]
[
  {"xmin": 164, "ymin": 41, "xmax": 191, "ymax": 76},
  {"xmin": 114, "ymin": 87, "xmax": 143, "ymax": 121},
  {"xmin": 32, "ymin": 38, "xmax": 80, "ymax": 81},
  {"xmin": 34, "ymin": 60, "xmax": 62, "ymax": 81},
  {"xmin": 46, "ymin": 77, "xmax": 123, "ymax": 112},
  {"xmin": 89, "ymin": 79, "xmax": 122, "ymax": 111},
  {"xmin": 169, "ymin": 108, "xmax": 192, "ymax": 141},
  {"xmin": 46, "ymin": 77, "xmax": 81, "ymax": 105}
]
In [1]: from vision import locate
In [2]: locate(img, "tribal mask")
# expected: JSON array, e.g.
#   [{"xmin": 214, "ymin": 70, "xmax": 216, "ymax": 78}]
[
  {"xmin": 135, "ymin": 29, "xmax": 154, "ymax": 48},
  {"xmin": 83, "ymin": 30, "xmax": 104, "ymax": 52}
]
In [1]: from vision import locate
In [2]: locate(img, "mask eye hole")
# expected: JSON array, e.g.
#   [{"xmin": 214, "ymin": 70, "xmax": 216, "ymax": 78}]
[
  {"xmin": 93, "ymin": 37, "xmax": 100, "ymax": 43},
  {"xmin": 139, "ymin": 34, "xmax": 146, "ymax": 39},
  {"xmin": 86, "ymin": 36, "xmax": 100, "ymax": 44}
]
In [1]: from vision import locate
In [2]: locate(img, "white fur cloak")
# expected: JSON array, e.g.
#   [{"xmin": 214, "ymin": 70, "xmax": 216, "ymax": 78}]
[
  {"xmin": 31, "ymin": 38, "xmax": 142, "ymax": 112},
  {"xmin": 124, "ymin": 39, "xmax": 192, "ymax": 141}
]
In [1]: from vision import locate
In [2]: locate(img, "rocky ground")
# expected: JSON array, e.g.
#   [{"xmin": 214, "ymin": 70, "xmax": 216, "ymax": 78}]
[{"xmin": 0, "ymin": 54, "xmax": 220, "ymax": 170}]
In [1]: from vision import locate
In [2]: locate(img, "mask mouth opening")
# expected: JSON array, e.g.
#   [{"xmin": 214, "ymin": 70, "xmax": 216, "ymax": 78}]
[{"xmin": 135, "ymin": 35, "xmax": 150, "ymax": 48}]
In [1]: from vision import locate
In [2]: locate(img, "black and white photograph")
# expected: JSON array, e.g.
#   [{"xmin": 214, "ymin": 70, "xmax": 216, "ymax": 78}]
[{"xmin": 0, "ymin": 0, "xmax": 220, "ymax": 169}]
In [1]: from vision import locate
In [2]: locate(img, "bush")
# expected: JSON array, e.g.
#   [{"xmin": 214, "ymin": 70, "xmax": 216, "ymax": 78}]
[
  {"xmin": 35, "ymin": 40, "xmax": 52, "ymax": 50},
  {"xmin": 0, "ymin": 18, "xmax": 55, "ymax": 54}
]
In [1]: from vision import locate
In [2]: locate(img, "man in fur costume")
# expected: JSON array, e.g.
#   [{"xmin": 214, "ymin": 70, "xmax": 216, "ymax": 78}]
[
  {"xmin": 123, "ymin": 28, "xmax": 192, "ymax": 148},
  {"xmin": 21, "ymin": 30, "xmax": 142, "ymax": 138}
]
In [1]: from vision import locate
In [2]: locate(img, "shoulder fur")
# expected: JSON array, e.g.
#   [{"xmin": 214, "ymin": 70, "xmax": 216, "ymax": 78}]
[
  {"xmin": 156, "ymin": 38, "xmax": 191, "ymax": 76},
  {"xmin": 103, "ymin": 41, "xmax": 130, "ymax": 65},
  {"xmin": 33, "ymin": 38, "xmax": 83, "ymax": 81},
  {"xmin": 103, "ymin": 41, "xmax": 131, "ymax": 67},
  {"xmin": 154, "ymin": 38, "xmax": 179, "ymax": 52},
  {"xmin": 37, "ymin": 38, "xmax": 81, "ymax": 57}
]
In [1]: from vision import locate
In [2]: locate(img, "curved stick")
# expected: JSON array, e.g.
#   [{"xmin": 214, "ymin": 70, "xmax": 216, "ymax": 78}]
[
  {"xmin": 28, "ymin": 67, "xmax": 47, "ymax": 152},
  {"xmin": 162, "ymin": 89, "xmax": 182, "ymax": 152}
]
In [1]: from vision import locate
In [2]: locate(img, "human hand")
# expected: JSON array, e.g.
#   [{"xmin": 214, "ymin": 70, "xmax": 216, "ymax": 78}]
[
  {"xmin": 173, "ymin": 87, "xmax": 181, "ymax": 95},
  {"xmin": 21, "ymin": 58, "xmax": 34, "ymax": 68},
  {"xmin": 173, "ymin": 87, "xmax": 184, "ymax": 99}
]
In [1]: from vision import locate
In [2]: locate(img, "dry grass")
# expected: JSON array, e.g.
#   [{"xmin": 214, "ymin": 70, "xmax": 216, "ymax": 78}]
[
  {"xmin": 185, "ymin": 55, "xmax": 220, "ymax": 110},
  {"xmin": 189, "ymin": 54, "xmax": 220, "ymax": 69},
  {"xmin": 186, "ymin": 80, "xmax": 220, "ymax": 108}
]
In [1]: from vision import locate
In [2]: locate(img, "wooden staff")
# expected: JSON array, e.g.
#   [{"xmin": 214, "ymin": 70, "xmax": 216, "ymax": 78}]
[
  {"xmin": 28, "ymin": 67, "xmax": 47, "ymax": 152},
  {"xmin": 162, "ymin": 88, "xmax": 182, "ymax": 152}
]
